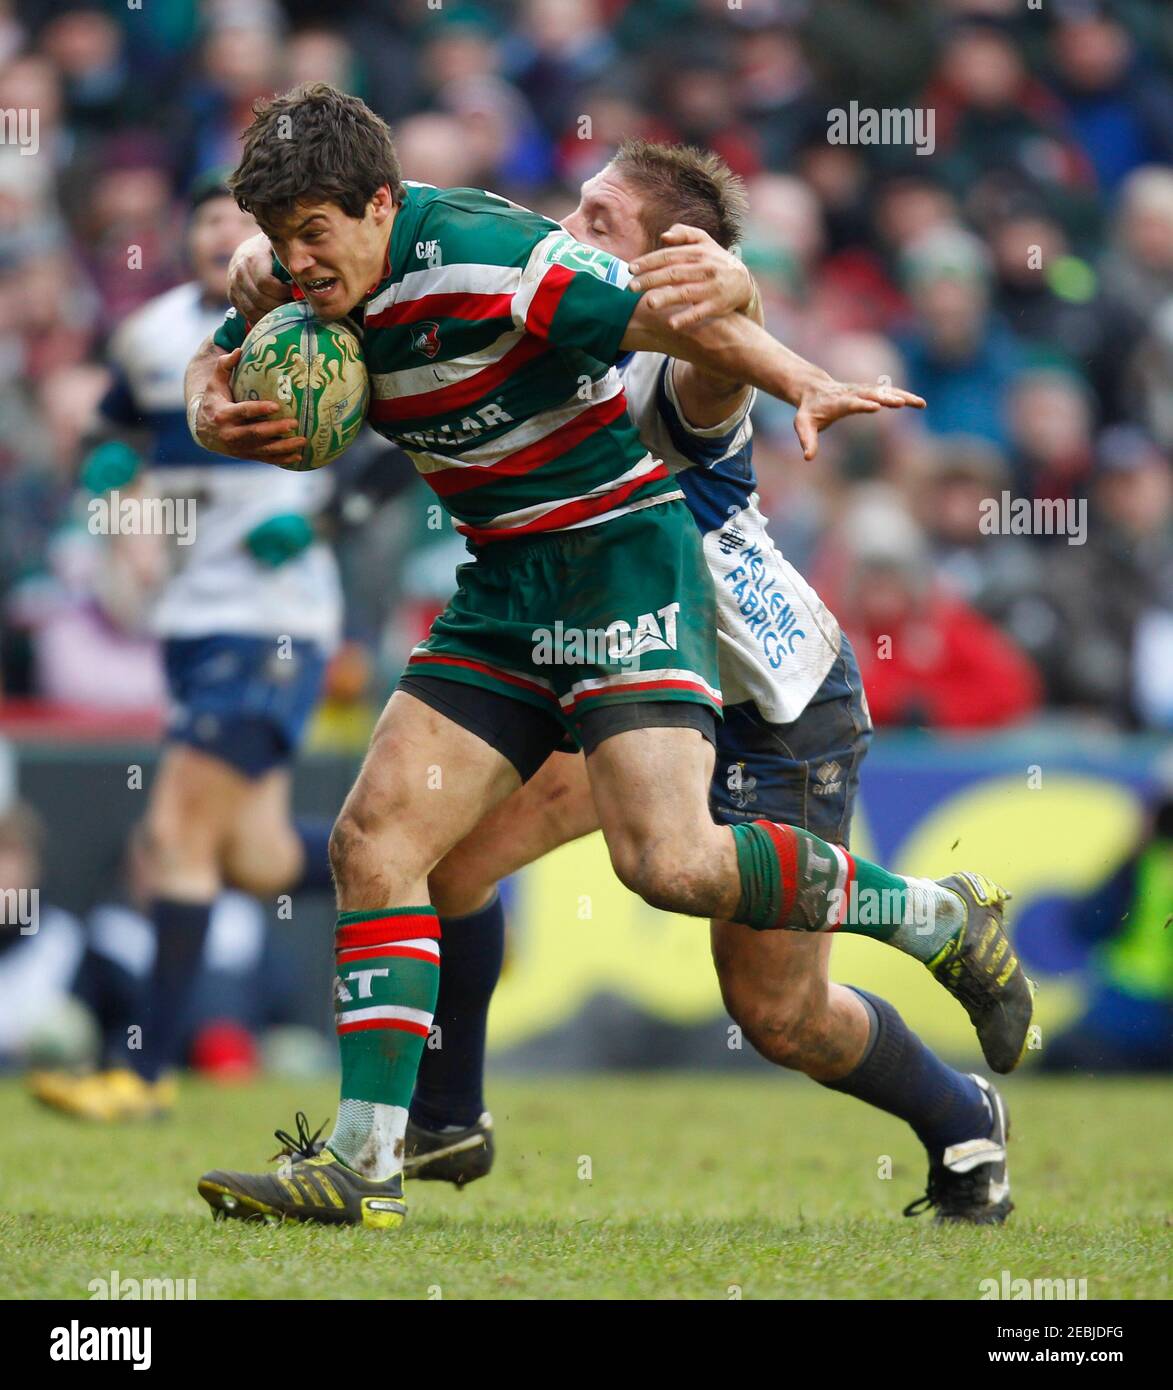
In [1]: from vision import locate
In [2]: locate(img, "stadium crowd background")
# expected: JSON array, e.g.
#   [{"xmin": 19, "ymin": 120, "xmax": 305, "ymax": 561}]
[
  {"xmin": 0, "ymin": 0, "xmax": 1170, "ymax": 730},
  {"xmin": 0, "ymin": 0, "xmax": 1171, "ymax": 1075}
]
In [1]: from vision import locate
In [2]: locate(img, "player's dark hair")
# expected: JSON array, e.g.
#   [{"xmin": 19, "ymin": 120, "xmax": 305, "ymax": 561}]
[
  {"xmin": 611, "ymin": 139, "xmax": 748, "ymax": 251},
  {"xmin": 229, "ymin": 82, "xmax": 404, "ymax": 230}
]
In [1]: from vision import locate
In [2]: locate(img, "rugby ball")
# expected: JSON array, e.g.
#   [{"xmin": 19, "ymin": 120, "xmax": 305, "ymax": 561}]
[{"xmin": 232, "ymin": 301, "xmax": 369, "ymax": 471}]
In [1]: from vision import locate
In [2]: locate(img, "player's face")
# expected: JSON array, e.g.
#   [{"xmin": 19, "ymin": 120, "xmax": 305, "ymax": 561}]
[
  {"xmin": 262, "ymin": 187, "xmax": 396, "ymax": 320},
  {"xmin": 562, "ymin": 167, "xmax": 653, "ymax": 263},
  {"xmin": 189, "ymin": 196, "xmax": 258, "ymax": 300}
]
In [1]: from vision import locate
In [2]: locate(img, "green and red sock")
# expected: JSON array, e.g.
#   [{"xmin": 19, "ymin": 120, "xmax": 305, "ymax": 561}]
[
  {"xmin": 327, "ymin": 906, "xmax": 441, "ymax": 1179},
  {"xmin": 730, "ymin": 821, "xmax": 962, "ymax": 957}
]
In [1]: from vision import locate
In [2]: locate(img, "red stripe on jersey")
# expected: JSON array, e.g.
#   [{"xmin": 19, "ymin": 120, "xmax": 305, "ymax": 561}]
[
  {"xmin": 524, "ymin": 263, "xmax": 575, "ymax": 339},
  {"xmin": 426, "ymin": 390, "xmax": 629, "ymax": 497},
  {"xmin": 563, "ymin": 677, "xmax": 723, "ymax": 714},
  {"xmin": 336, "ymin": 1017, "xmax": 431, "ymax": 1038},
  {"xmin": 406, "ymin": 652, "xmax": 560, "ymax": 705},
  {"xmin": 335, "ymin": 914, "xmax": 441, "ymax": 952},
  {"xmin": 758, "ymin": 821, "xmax": 799, "ymax": 928},
  {"xmin": 369, "ymin": 333, "xmax": 548, "ymax": 424},
  {"xmin": 365, "ymin": 292, "xmax": 515, "ymax": 328},
  {"xmin": 456, "ymin": 464, "xmax": 671, "ymax": 544},
  {"xmin": 336, "ymin": 944, "xmax": 439, "ymax": 966}
]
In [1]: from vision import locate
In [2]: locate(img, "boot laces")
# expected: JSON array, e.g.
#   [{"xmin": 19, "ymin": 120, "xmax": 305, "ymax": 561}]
[{"xmin": 270, "ymin": 1110, "xmax": 328, "ymax": 1163}]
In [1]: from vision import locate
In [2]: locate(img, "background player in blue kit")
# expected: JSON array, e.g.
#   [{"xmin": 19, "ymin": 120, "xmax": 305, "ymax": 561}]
[{"xmin": 32, "ymin": 177, "xmax": 343, "ymax": 1121}]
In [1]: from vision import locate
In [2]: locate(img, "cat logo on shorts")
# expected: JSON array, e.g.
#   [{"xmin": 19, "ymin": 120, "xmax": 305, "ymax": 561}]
[{"xmin": 411, "ymin": 321, "xmax": 441, "ymax": 359}]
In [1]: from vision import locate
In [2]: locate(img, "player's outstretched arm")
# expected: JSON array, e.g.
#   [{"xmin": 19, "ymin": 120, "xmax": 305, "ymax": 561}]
[
  {"xmin": 184, "ymin": 334, "xmax": 308, "ymax": 466},
  {"xmin": 228, "ymin": 230, "xmax": 293, "ymax": 321},
  {"xmin": 621, "ymin": 301, "xmax": 924, "ymax": 460}
]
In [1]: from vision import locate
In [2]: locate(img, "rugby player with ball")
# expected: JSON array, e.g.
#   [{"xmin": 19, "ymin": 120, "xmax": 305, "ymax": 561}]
[{"xmin": 186, "ymin": 84, "xmax": 1031, "ymax": 1229}]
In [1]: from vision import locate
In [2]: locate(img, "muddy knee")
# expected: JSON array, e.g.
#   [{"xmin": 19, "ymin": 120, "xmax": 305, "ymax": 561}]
[
  {"xmin": 717, "ymin": 957, "xmax": 829, "ymax": 1071},
  {"xmin": 607, "ymin": 834, "xmax": 713, "ymax": 915},
  {"xmin": 327, "ymin": 813, "xmax": 366, "ymax": 891}
]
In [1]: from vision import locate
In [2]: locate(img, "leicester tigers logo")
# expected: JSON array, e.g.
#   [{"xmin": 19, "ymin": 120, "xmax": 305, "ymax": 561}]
[{"xmin": 411, "ymin": 321, "xmax": 441, "ymax": 359}]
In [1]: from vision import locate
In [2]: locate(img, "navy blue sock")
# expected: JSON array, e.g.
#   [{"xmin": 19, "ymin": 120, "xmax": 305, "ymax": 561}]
[
  {"xmin": 823, "ymin": 988, "xmax": 992, "ymax": 1153},
  {"xmin": 134, "ymin": 899, "xmax": 212, "ymax": 1082},
  {"xmin": 291, "ymin": 817, "xmax": 335, "ymax": 895},
  {"xmin": 410, "ymin": 894, "xmax": 506, "ymax": 1130}
]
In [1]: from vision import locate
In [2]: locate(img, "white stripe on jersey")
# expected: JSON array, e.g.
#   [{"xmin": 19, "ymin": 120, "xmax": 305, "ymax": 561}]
[
  {"xmin": 455, "ymin": 453, "xmax": 663, "ymax": 532},
  {"xmin": 369, "ymin": 326, "xmax": 525, "ymax": 400},
  {"xmin": 552, "ymin": 487, "xmax": 685, "ymax": 533},
  {"xmin": 509, "ymin": 229, "xmax": 570, "ymax": 327},
  {"xmin": 366, "ymin": 262, "xmax": 523, "ymax": 318},
  {"xmin": 510, "ymin": 229, "xmax": 635, "ymax": 331},
  {"xmin": 398, "ymin": 371, "xmax": 626, "ymax": 477}
]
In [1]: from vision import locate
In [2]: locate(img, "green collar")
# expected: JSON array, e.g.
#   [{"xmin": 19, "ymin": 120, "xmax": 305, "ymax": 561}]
[{"xmin": 379, "ymin": 184, "xmax": 422, "ymax": 294}]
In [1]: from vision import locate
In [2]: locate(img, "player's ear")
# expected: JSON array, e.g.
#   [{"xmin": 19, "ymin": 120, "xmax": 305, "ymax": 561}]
[{"xmin": 369, "ymin": 185, "xmax": 395, "ymax": 223}]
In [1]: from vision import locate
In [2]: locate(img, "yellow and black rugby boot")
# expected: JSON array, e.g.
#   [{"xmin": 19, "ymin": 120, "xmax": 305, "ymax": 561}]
[
  {"xmin": 29, "ymin": 1067, "xmax": 176, "ymax": 1121},
  {"xmin": 927, "ymin": 872, "xmax": 1035, "ymax": 1074},
  {"xmin": 404, "ymin": 1111, "xmax": 494, "ymax": 1187},
  {"xmin": 198, "ymin": 1112, "xmax": 406, "ymax": 1230}
]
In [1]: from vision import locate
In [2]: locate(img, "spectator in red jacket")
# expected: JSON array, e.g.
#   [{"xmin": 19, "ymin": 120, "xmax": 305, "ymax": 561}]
[{"xmin": 829, "ymin": 494, "xmax": 1043, "ymax": 731}]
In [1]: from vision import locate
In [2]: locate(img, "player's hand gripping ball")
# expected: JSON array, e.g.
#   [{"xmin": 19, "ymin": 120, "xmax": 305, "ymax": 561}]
[{"xmin": 231, "ymin": 302, "xmax": 369, "ymax": 471}]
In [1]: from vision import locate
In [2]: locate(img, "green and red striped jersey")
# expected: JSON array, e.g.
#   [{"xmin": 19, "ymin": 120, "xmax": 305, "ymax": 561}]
[{"xmin": 216, "ymin": 182, "xmax": 681, "ymax": 542}]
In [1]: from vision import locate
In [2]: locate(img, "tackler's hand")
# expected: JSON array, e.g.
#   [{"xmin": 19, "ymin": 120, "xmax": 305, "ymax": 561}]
[
  {"xmin": 228, "ymin": 231, "xmax": 292, "ymax": 322},
  {"xmin": 629, "ymin": 224, "xmax": 756, "ymax": 331},
  {"xmin": 793, "ymin": 378, "xmax": 926, "ymax": 461}
]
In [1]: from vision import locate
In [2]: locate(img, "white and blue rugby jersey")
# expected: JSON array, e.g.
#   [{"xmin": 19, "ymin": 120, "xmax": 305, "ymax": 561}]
[
  {"xmin": 619, "ymin": 351, "xmax": 840, "ymax": 725},
  {"xmin": 102, "ymin": 281, "xmax": 342, "ymax": 647}
]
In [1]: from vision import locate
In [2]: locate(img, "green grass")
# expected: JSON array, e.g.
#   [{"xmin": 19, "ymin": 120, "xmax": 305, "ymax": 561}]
[{"xmin": 3, "ymin": 1074, "xmax": 1169, "ymax": 1300}]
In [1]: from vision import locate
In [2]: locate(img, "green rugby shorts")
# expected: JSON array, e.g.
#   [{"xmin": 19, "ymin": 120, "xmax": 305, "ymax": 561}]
[{"xmin": 403, "ymin": 499, "xmax": 722, "ymax": 746}]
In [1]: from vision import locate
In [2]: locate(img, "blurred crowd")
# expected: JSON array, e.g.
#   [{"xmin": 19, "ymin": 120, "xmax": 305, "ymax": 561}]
[{"xmin": 1, "ymin": 0, "xmax": 1172, "ymax": 734}]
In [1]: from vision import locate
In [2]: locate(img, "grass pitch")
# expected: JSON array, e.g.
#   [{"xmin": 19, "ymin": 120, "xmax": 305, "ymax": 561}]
[{"xmin": 3, "ymin": 1073, "xmax": 1169, "ymax": 1300}]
